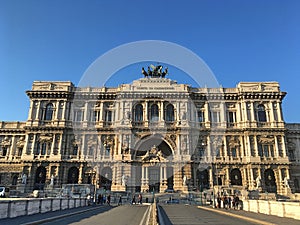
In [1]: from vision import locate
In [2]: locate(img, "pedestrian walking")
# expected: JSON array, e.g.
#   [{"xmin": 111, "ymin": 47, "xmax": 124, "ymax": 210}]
[
  {"xmin": 138, "ymin": 194, "xmax": 142, "ymax": 204},
  {"xmin": 107, "ymin": 194, "xmax": 111, "ymax": 205},
  {"xmin": 118, "ymin": 196, "xmax": 122, "ymax": 205},
  {"xmin": 132, "ymin": 195, "xmax": 136, "ymax": 204}
]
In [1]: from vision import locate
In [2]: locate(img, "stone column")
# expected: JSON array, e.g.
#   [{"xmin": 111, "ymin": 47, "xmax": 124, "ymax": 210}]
[
  {"xmin": 36, "ymin": 101, "xmax": 41, "ymax": 120},
  {"xmin": 237, "ymin": 102, "xmax": 242, "ymax": 123},
  {"xmin": 61, "ymin": 101, "xmax": 67, "ymax": 121},
  {"xmin": 281, "ymin": 136, "xmax": 287, "ymax": 157},
  {"xmin": 268, "ymin": 102, "xmax": 274, "ymax": 125},
  {"xmin": 241, "ymin": 101, "xmax": 248, "ymax": 122},
  {"xmin": 81, "ymin": 135, "xmax": 86, "ymax": 159},
  {"xmin": 250, "ymin": 167, "xmax": 256, "ymax": 190},
  {"xmin": 31, "ymin": 134, "xmax": 37, "ymax": 155},
  {"xmin": 50, "ymin": 134, "xmax": 55, "ymax": 155},
  {"xmin": 207, "ymin": 136, "xmax": 211, "ymax": 158},
  {"xmin": 160, "ymin": 101, "xmax": 164, "ymax": 122},
  {"xmin": 277, "ymin": 101, "xmax": 283, "ymax": 122},
  {"xmin": 78, "ymin": 164, "xmax": 83, "ymax": 184},
  {"xmin": 245, "ymin": 135, "xmax": 251, "ymax": 157},
  {"xmin": 54, "ymin": 101, "xmax": 60, "ymax": 120},
  {"xmin": 27, "ymin": 100, "xmax": 34, "ymax": 121},
  {"xmin": 250, "ymin": 102, "xmax": 255, "ymax": 122},
  {"xmin": 8, "ymin": 136, "xmax": 15, "ymax": 160},
  {"xmin": 223, "ymin": 136, "xmax": 227, "ymax": 158},
  {"xmin": 240, "ymin": 135, "xmax": 245, "ymax": 157},
  {"xmin": 141, "ymin": 166, "xmax": 147, "ymax": 192},
  {"xmin": 225, "ymin": 167, "xmax": 230, "ymax": 186},
  {"xmin": 254, "ymin": 135, "xmax": 258, "ymax": 157},
  {"xmin": 160, "ymin": 165, "xmax": 167, "ymax": 191},
  {"xmin": 274, "ymin": 136, "xmax": 279, "ymax": 158}
]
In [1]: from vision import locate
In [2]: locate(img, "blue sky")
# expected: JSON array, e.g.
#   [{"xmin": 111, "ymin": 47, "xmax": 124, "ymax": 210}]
[{"xmin": 0, "ymin": 0, "xmax": 299, "ymax": 122}]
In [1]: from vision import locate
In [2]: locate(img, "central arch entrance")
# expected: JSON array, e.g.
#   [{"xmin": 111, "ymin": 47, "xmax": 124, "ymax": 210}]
[{"xmin": 134, "ymin": 137, "xmax": 174, "ymax": 193}]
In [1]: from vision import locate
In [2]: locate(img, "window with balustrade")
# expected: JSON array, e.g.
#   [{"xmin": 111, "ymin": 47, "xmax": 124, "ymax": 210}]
[
  {"xmin": 44, "ymin": 103, "xmax": 54, "ymax": 120},
  {"xmin": 257, "ymin": 104, "xmax": 267, "ymax": 122},
  {"xmin": 134, "ymin": 104, "xmax": 143, "ymax": 121},
  {"xmin": 165, "ymin": 104, "xmax": 174, "ymax": 122},
  {"xmin": 149, "ymin": 104, "xmax": 159, "ymax": 122}
]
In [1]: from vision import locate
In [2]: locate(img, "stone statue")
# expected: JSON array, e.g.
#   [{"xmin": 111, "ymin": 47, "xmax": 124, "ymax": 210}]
[
  {"xmin": 141, "ymin": 65, "xmax": 168, "ymax": 78},
  {"xmin": 284, "ymin": 177, "xmax": 290, "ymax": 188},
  {"xmin": 22, "ymin": 174, "xmax": 27, "ymax": 184},
  {"xmin": 256, "ymin": 175, "xmax": 261, "ymax": 189},
  {"xmin": 183, "ymin": 175, "xmax": 187, "ymax": 186},
  {"xmin": 50, "ymin": 175, "xmax": 54, "ymax": 186},
  {"xmin": 122, "ymin": 174, "xmax": 126, "ymax": 186}
]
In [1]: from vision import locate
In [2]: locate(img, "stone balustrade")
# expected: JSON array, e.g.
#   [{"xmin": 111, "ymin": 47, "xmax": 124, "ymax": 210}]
[
  {"xmin": 0, "ymin": 198, "xmax": 88, "ymax": 219},
  {"xmin": 242, "ymin": 199, "xmax": 300, "ymax": 220}
]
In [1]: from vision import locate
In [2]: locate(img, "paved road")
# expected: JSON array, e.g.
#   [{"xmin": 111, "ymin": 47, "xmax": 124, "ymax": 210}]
[
  {"xmin": 159, "ymin": 204, "xmax": 258, "ymax": 225},
  {"xmin": 40, "ymin": 205, "xmax": 149, "ymax": 225}
]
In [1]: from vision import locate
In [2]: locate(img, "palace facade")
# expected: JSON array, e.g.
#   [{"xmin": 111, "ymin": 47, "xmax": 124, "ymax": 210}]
[{"xmin": 0, "ymin": 76, "xmax": 300, "ymax": 197}]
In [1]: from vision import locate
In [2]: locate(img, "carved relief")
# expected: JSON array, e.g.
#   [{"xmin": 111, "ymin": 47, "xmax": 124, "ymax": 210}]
[
  {"xmin": 39, "ymin": 134, "xmax": 53, "ymax": 143},
  {"xmin": 258, "ymin": 135, "xmax": 274, "ymax": 144},
  {"xmin": 228, "ymin": 136, "xmax": 240, "ymax": 148}
]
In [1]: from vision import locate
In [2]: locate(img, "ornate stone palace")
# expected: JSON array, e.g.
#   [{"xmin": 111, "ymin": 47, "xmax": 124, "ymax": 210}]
[{"xmin": 0, "ymin": 70, "xmax": 300, "ymax": 197}]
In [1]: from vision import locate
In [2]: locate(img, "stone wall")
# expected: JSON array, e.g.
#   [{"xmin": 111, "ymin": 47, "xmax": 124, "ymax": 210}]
[
  {"xmin": 243, "ymin": 199, "xmax": 300, "ymax": 220},
  {"xmin": 0, "ymin": 198, "xmax": 88, "ymax": 219}
]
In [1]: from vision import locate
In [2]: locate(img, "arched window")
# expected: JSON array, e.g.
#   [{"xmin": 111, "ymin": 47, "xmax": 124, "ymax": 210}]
[
  {"xmin": 230, "ymin": 168, "xmax": 242, "ymax": 186},
  {"xmin": 165, "ymin": 104, "xmax": 174, "ymax": 122},
  {"xmin": 44, "ymin": 103, "xmax": 53, "ymax": 120},
  {"xmin": 67, "ymin": 167, "xmax": 79, "ymax": 184},
  {"xmin": 257, "ymin": 104, "xmax": 267, "ymax": 122},
  {"xmin": 150, "ymin": 104, "xmax": 159, "ymax": 122},
  {"xmin": 264, "ymin": 169, "xmax": 277, "ymax": 193},
  {"xmin": 135, "ymin": 104, "xmax": 143, "ymax": 121}
]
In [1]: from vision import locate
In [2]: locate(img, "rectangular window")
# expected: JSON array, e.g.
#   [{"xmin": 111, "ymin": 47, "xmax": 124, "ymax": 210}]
[
  {"xmin": 74, "ymin": 110, "xmax": 84, "ymax": 122},
  {"xmin": 90, "ymin": 110, "xmax": 98, "ymax": 122},
  {"xmin": 210, "ymin": 111, "xmax": 220, "ymax": 123},
  {"xmin": 105, "ymin": 111, "xmax": 112, "ymax": 122},
  {"xmin": 198, "ymin": 111, "xmax": 204, "ymax": 122},
  {"xmin": 228, "ymin": 111, "xmax": 236, "ymax": 123}
]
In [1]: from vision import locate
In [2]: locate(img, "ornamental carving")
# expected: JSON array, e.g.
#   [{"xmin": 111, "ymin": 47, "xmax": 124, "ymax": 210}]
[
  {"xmin": 141, "ymin": 145, "xmax": 166, "ymax": 162},
  {"xmin": 102, "ymin": 135, "xmax": 114, "ymax": 147}
]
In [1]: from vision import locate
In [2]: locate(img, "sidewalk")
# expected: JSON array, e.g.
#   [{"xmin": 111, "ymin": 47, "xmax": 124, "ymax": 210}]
[
  {"xmin": 0, "ymin": 204, "xmax": 113, "ymax": 225},
  {"xmin": 198, "ymin": 206, "xmax": 300, "ymax": 225}
]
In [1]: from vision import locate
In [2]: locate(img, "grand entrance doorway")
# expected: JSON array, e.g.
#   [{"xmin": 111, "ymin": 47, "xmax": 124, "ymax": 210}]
[{"xmin": 149, "ymin": 167, "xmax": 160, "ymax": 192}]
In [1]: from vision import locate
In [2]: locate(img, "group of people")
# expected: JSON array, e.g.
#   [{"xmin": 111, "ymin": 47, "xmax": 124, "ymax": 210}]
[
  {"xmin": 97, "ymin": 194, "xmax": 111, "ymax": 205},
  {"xmin": 215, "ymin": 195, "xmax": 240, "ymax": 210},
  {"xmin": 131, "ymin": 194, "xmax": 143, "ymax": 205}
]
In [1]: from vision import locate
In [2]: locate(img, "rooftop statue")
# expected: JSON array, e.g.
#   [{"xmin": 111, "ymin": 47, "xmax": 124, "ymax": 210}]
[{"xmin": 142, "ymin": 64, "xmax": 168, "ymax": 78}]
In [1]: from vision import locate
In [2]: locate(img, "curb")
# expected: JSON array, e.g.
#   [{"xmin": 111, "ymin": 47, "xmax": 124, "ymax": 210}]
[{"xmin": 197, "ymin": 206, "xmax": 275, "ymax": 225}]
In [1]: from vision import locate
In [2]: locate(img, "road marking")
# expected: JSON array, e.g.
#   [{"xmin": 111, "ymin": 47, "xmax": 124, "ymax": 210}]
[
  {"xmin": 197, "ymin": 206, "xmax": 276, "ymax": 225},
  {"xmin": 20, "ymin": 206, "xmax": 108, "ymax": 225},
  {"xmin": 139, "ymin": 205, "xmax": 150, "ymax": 225}
]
